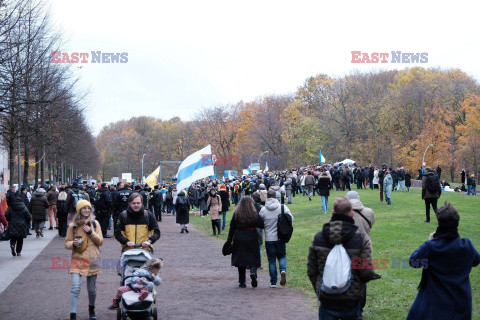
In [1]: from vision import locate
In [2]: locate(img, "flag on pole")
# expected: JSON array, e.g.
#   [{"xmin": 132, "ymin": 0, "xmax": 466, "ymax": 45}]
[
  {"xmin": 145, "ymin": 166, "xmax": 160, "ymax": 190},
  {"xmin": 319, "ymin": 150, "xmax": 326, "ymax": 163},
  {"xmin": 247, "ymin": 166, "xmax": 252, "ymax": 174},
  {"xmin": 176, "ymin": 145, "xmax": 215, "ymax": 191},
  {"xmin": 264, "ymin": 161, "xmax": 269, "ymax": 172}
]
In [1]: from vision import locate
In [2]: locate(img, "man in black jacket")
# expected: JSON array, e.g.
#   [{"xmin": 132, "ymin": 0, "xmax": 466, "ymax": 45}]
[
  {"xmin": 378, "ymin": 164, "xmax": 387, "ymax": 202},
  {"xmin": 96, "ymin": 183, "xmax": 113, "ymax": 238}
]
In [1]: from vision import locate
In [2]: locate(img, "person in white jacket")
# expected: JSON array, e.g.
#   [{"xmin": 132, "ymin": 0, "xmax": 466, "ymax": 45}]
[{"xmin": 259, "ymin": 190, "xmax": 294, "ymax": 288}]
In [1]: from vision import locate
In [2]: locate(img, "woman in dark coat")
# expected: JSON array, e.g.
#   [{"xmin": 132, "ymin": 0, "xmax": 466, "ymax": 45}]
[
  {"xmin": 226, "ymin": 196, "xmax": 264, "ymax": 288},
  {"xmin": 198, "ymin": 188, "xmax": 208, "ymax": 216},
  {"xmin": 5, "ymin": 197, "xmax": 32, "ymax": 256},
  {"xmin": 317, "ymin": 172, "xmax": 331, "ymax": 214},
  {"xmin": 405, "ymin": 169, "xmax": 412, "ymax": 192},
  {"xmin": 406, "ymin": 203, "xmax": 480, "ymax": 320},
  {"xmin": 175, "ymin": 191, "xmax": 190, "ymax": 233},
  {"xmin": 28, "ymin": 188, "xmax": 49, "ymax": 238}
]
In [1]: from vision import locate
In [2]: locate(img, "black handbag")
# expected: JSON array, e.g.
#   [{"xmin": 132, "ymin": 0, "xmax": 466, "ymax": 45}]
[
  {"xmin": 0, "ymin": 228, "xmax": 11, "ymax": 241},
  {"xmin": 222, "ymin": 240, "xmax": 233, "ymax": 256}
]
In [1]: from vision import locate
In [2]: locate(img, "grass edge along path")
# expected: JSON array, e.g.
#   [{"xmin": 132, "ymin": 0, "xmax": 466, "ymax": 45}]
[{"xmin": 190, "ymin": 189, "xmax": 479, "ymax": 319}]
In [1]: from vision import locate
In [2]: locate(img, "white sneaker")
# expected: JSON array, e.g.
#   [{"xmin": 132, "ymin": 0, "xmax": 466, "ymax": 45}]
[{"xmin": 269, "ymin": 284, "xmax": 277, "ymax": 288}]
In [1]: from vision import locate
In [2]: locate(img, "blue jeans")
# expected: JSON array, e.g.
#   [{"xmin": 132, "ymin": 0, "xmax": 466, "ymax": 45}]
[
  {"xmin": 70, "ymin": 273, "xmax": 97, "ymax": 313},
  {"xmin": 221, "ymin": 211, "xmax": 227, "ymax": 230},
  {"xmin": 265, "ymin": 241, "xmax": 286, "ymax": 285},
  {"xmin": 319, "ymin": 301, "xmax": 360, "ymax": 320},
  {"xmin": 321, "ymin": 196, "xmax": 328, "ymax": 213}
]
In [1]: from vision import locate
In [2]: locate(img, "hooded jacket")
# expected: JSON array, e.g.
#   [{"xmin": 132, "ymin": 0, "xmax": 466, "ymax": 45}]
[
  {"xmin": 259, "ymin": 198, "xmax": 293, "ymax": 242},
  {"xmin": 307, "ymin": 214, "xmax": 375, "ymax": 302},
  {"xmin": 28, "ymin": 189, "xmax": 49, "ymax": 221},
  {"xmin": 5, "ymin": 201, "xmax": 31, "ymax": 238}
]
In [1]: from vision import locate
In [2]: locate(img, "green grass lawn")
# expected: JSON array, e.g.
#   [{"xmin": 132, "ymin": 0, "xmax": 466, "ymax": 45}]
[{"xmin": 191, "ymin": 189, "xmax": 480, "ymax": 319}]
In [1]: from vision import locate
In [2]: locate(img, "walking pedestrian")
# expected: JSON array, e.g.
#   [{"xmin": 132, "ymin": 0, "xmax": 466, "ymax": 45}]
[
  {"xmin": 383, "ymin": 171, "xmax": 393, "ymax": 205},
  {"xmin": 5, "ymin": 196, "xmax": 31, "ymax": 256},
  {"xmin": 65, "ymin": 200, "xmax": 103, "ymax": 320},
  {"xmin": 259, "ymin": 190, "xmax": 293, "ymax": 287},
  {"xmin": 421, "ymin": 167, "xmax": 442, "ymax": 223},
  {"xmin": 175, "ymin": 191, "xmax": 190, "ymax": 233},
  {"xmin": 206, "ymin": 188, "xmax": 222, "ymax": 236},
  {"xmin": 219, "ymin": 184, "xmax": 230, "ymax": 231},
  {"xmin": 226, "ymin": 196, "xmax": 264, "ymax": 288},
  {"xmin": 317, "ymin": 172, "xmax": 330, "ymax": 214},
  {"xmin": 405, "ymin": 169, "xmax": 412, "ymax": 192},
  {"xmin": 28, "ymin": 188, "xmax": 49, "ymax": 238}
]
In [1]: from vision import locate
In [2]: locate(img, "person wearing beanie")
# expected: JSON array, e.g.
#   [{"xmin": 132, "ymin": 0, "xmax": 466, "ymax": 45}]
[
  {"xmin": 65, "ymin": 199, "xmax": 103, "ymax": 320},
  {"xmin": 406, "ymin": 203, "xmax": 480, "ymax": 320},
  {"xmin": 346, "ymin": 190, "xmax": 375, "ymax": 319}
]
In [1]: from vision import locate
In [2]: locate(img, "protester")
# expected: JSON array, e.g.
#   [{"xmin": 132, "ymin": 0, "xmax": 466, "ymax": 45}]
[
  {"xmin": 304, "ymin": 171, "xmax": 315, "ymax": 201},
  {"xmin": 175, "ymin": 191, "xmax": 190, "ymax": 233},
  {"xmin": 405, "ymin": 169, "xmax": 412, "ymax": 192},
  {"xmin": 28, "ymin": 187, "xmax": 49, "ymax": 238},
  {"xmin": 66, "ymin": 181, "xmax": 90, "ymax": 225},
  {"xmin": 46, "ymin": 185, "xmax": 59, "ymax": 230},
  {"xmin": 307, "ymin": 196, "xmax": 376, "ymax": 319},
  {"xmin": 346, "ymin": 191, "xmax": 375, "ymax": 319},
  {"xmin": 95, "ymin": 182, "xmax": 113, "ymax": 238},
  {"xmin": 467, "ymin": 174, "xmax": 477, "ymax": 196},
  {"xmin": 378, "ymin": 164, "xmax": 387, "ymax": 201},
  {"xmin": 206, "ymin": 188, "xmax": 222, "ymax": 236},
  {"xmin": 383, "ymin": 170, "xmax": 393, "ymax": 205},
  {"xmin": 57, "ymin": 187, "xmax": 69, "ymax": 237},
  {"xmin": 64, "ymin": 200, "xmax": 103, "ymax": 320},
  {"xmin": 406, "ymin": 203, "xmax": 480, "ymax": 320},
  {"xmin": 151, "ymin": 185, "xmax": 163, "ymax": 221},
  {"xmin": 317, "ymin": 172, "xmax": 330, "ymax": 214},
  {"xmin": 219, "ymin": 184, "xmax": 230, "ymax": 230},
  {"xmin": 259, "ymin": 189, "xmax": 293, "ymax": 287},
  {"xmin": 114, "ymin": 193, "xmax": 160, "ymax": 251},
  {"xmin": 421, "ymin": 167, "xmax": 442, "ymax": 223},
  {"xmin": 5, "ymin": 196, "xmax": 31, "ymax": 256},
  {"xmin": 226, "ymin": 196, "xmax": 264, "ymax": 288}
]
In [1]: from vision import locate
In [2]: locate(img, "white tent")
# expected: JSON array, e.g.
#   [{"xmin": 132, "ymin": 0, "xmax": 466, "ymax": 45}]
[{"xmin": 334, "ymin": 159, "xmax": 356, "ymax": 166}]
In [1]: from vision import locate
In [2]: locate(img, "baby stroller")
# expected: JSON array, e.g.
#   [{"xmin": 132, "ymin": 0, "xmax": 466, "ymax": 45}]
[{"xmin": 117, "ymin": 245, "xmax": 158, "ymax": 320}]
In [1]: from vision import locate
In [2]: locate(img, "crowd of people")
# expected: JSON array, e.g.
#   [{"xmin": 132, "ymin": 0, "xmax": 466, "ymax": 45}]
[{"xmin": 0, "ymin": 161, "xmax": 479, "ymax": 320}]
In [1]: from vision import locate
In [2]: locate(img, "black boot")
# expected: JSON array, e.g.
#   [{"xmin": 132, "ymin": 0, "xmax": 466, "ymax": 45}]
[
  {"xmin": 89, "ymin": 305, "xmax": 97, "ymax": 320},
  {"xmin": 70, "ymin": 313, "xmax": 76, "ymax": 320},
  {"xmin": 10, "ymin": 245, "xmax": 16, "ymax": 257}
]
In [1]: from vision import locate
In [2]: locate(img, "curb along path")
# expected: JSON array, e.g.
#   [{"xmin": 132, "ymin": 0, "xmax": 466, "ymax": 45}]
[{"xmin": 0, "ymin": 215, "xmax": 316, "ymax": 320}]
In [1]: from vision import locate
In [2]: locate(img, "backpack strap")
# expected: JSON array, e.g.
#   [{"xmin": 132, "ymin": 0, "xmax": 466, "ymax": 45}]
[
  {"xmin": 281, "ymin": 204, "xmax": 284, "ymax": 215},
  {"xmin": 353, "ymin": 209, "xmax": 372, "ymax": 229}
]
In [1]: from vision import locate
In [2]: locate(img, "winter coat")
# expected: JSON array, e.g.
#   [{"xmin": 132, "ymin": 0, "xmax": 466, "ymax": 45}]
[
  {"xmin": 405, "ymin": 173, "xmax": 412, "ymax": 187},
  {"xmin": 126, "ymin": 267, "xmax": 162, "ymax": 291},
  {"xmin": 317, "ymin": 176, "xmax": 330, "ymax": 197},
  {"xmin": 307, "ymin": 214, "xmax": 375, "ymax": 302},
  {"xmin": 5, "ymin": 202, "xmax": 31, "ymax": 238},
  {"xmin": 219, "ymin": 190, "xmax": 229, "ymax": 212},
  {"xmin": 383, "ymin": 174, "xmax": 393, "ymax": 199},
  {"xmin": 64, "ymin": 220, "xmax": 103, "ymax": 276},
  {"xmin": 198, "ymin": 191, "xmax": 208, "ymax": 211},
  {"xmin": 304, "ymin": 175, "xmax": 315, "ymax": 186},
  {"xmin": 227, "ymin": 214, "xmax": 264, "ymax": 268},
  {"xmin": 259, "ymin": 198, "xmax": 293, "ymax": 242},
  {"xmin": 175, "ymin": 194, "xmax": 190, "ymax": 225},
  {"xmin": 284, "ymin": 178, "xmax": 292, "ymax": 190},
  {"xmin": 421, "ymin": 171, "xmax": 442, "ymax": 199},
  {"xmin": 350, "ymin": 199, "xmax": 375, "ymax": 252},
  {"xmin": 406, "ymin": 236, "xmax": 480, "ymax": 320},
  {"xmin": 28, "ymin": 190, "xmax": 49, "ymax": 221},
  {"xmin": 114, "ymin": 206, "xmax": 160, "ymax": 250},
  {"xmin": 46, "ymin": 189, "xmax": 59, "ymax": 206},
  {"xmin": 206, "ymin": 193, "xmax": 222, "ymax": 220}
]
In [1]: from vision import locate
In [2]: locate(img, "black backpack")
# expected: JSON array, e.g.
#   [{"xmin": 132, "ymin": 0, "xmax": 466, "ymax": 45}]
[
  {"xmin": 277, "ymin": 205, "xmax": 293, "ymax": 243},
  {"xmin": 427, "ymin": 174, "xmax": 441, "ymax": 193}
]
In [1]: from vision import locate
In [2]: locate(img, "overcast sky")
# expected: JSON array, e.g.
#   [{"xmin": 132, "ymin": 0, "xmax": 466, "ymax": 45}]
[{"xmin": 48, "ymin": 0, "xmax": 480, "ymax": 136}]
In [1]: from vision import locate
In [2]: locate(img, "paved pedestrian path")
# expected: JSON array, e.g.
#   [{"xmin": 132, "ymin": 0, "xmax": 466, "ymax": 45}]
[{"xmin": 0, "ymin": 215, "xmax": 316, "ymax": 320}]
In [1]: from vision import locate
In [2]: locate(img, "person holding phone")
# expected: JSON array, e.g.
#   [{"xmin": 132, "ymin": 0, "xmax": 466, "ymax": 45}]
[{"xmin": 65, "ymin": 200, "xmax": 103, "ymax": 320}]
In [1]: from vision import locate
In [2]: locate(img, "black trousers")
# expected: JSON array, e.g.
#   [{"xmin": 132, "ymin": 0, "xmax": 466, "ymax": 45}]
[
  {"xmin": 238, "ymin": 266, "xmax": 246, "ymax": 285},
  {"xmin": 58, "ymin": 217, "xmax": 68, "ymax": 237},
  {"xmin": 425, "ymin": 198, "xmax": 438, "ymax": 221},
  {"xmin": 99, "ymin": 210, "xmax": 112, "ymax": 235},
  {"xmin": 154, "ymin": 205, "xmax": 162, "ymax": 221},
  {"xmin": 10, "ymin": 237, "xmax": 24, "ymax": 253},
  {"xmin": 211, "ymin": 219, "xmax": 220, "ymax": 235}
]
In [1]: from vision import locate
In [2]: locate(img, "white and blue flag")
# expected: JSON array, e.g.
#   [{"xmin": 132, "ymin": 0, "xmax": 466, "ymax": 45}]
[
  {"xmin": 264, "ymin": 161, "xmax": 269, "ymax": 172},
  {"xmin": 247, "ymin": 166, "xmax": 252, "ymax": 174},
  {"xmin": 176, "ymin": 145, "xmax": 215, "ymax": 191}
]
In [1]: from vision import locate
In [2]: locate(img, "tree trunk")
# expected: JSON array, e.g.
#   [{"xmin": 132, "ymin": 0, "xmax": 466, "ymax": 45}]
[
  {"xmin": 8, "ymin": 141, "xmax": 14, "ymax": 187},
  {"xmin": 35, "ymin": 153, "xmax": 39, "ymax": 189},
  {"xmin": 23, "ymin": 143, "xmax": 29, "ymax": 187}
]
